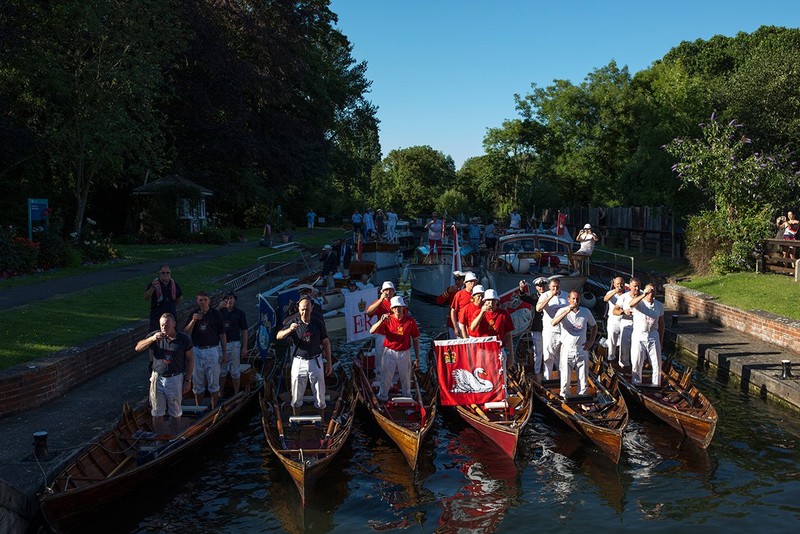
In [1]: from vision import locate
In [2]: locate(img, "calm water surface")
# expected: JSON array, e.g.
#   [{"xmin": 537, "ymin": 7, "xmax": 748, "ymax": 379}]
[{"xmin": 88, "ymin": 295, "xmax": 800, "ymax": 533}]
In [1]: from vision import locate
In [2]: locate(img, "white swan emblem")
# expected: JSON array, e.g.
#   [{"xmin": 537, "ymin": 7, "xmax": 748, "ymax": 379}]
[{"xmin": 451, "ymin": 367, "xmax": 494, "ymax": 393}]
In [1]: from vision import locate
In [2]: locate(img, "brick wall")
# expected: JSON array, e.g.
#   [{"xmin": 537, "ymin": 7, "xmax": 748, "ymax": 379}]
[
  {"xmin": 665, "ymin": 283, "xmax": 800, "ymax": 352},
  {"xmin": 0, "ymin": 295, "xmax": 224, "ymax": 419}
]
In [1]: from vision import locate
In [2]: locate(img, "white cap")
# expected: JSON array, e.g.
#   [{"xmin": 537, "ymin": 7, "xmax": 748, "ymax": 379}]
[
  {"xmin": 323, "ymin": 244, "xmax": 332, "ymax": 250},
  {"xmin": 471, "ymin": 284, "xmax": 485, "ymax": 295},
  {"xmin": 381, "ymin": 281, "xmax": 396, "ymax": 291},
  {"xmin": 390, "ymin": 296, "xmax": 406, "ymax": 308},
  {"xmin": 464, "ymin": 271, "xmax": 478, "ymax": 282},
  {"xmin": 533, "ymin": 277, "xmax": 549, "ymax": 286},
  {"xmin": 452, "ymin": 270, "xmax": 464, "ymax": 277},
  {"xmin": 583, "ymin": 223, "xmax": 591, "ymax": 229},
  {"xmin": 484, "ymin": 289, "xmax": 499, "ymax": 300}
]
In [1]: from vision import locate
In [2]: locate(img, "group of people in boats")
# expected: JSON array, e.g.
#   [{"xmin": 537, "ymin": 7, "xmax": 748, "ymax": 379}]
[
  {"xmin": 135, "ymin": 265, "xmax": 249, "ymax": 433},
  {"xmin": 435, "ymin": 269, "xmax": 665, "ymax": 400},
  {"xmin": 351, "ymin": 207, "xmax": 400, "ymax": 242}
]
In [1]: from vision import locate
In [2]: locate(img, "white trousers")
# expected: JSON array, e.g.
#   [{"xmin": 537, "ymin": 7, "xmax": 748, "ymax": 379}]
[
  {"xmin": 542, "ymin": 330, "xmax": 561, "ymax": 379},
  {"xmin": 559, "ymin": 348, "xmax": 588, "ymax": 398},
  {"xmin": 220, "ymin": 340, "xmax": 241, "ymax": 379},
  {"xmin": 193, "ymin": 345, "xmax": 221, "ymax": 395},
  {"xmin": 618, "ymin": 320, "xmax": 633, "ymax": 366},
  {"xmin": 606, "ymin": 317, "xmax": 622, "ymax": 360},
  {"xmin": 378, "ymin": 347, "xmax": 411, "ymax": 401},
  {"xmin": 291, "ymin": 356, "xmax": 327, "ymax": 409},
  {"xmin": 631, "ymin": 331, "xmax": 661, "ymax": 386},
  {"xmin": 387, "ymin": 222, "xmax": 396, "ymax": 242}
]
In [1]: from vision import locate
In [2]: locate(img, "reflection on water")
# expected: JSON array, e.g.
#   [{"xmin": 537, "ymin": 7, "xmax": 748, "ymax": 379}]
[{"xmin": 109, "ymin": 293, "xmax": 800, "ymax": 533}]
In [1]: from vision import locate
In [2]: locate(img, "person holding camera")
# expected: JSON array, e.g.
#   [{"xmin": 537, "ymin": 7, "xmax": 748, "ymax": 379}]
[
  {"xmin": 144, "ymin": 265, "xmax": 183, "ymax": 332},
  {"xmin": 571, "ymin": 223, "xmax": 599, "ymax": 272}
]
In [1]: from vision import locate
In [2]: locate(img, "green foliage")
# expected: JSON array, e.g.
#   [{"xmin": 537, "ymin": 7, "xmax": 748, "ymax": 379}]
[
  {"xmin": 667, "ymin": 116, "xmax": 791, "ymax": 274},
  {"xmin": 370, "ymin": 146, "xmax": 456, "ymax": 217},
  {"xmin": 73, "ymin": 219, "xmax": 120, "ymax": 264},
  {"xmin": 435, "ymin": 189, "xmax": 470, "ymax": 218}
]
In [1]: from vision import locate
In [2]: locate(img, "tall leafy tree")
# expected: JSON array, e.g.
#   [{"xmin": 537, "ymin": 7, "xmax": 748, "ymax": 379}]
[
  {"xmin": 370, "ymin": 146, "xmax": 456, "ymax": 217},
  {"xmin": 1, "ymin": 0, "xmax": 182, "ymax": 234}
]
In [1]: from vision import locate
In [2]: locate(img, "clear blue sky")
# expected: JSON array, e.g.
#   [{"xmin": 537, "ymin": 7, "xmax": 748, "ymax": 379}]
[{"xmin": 329, "ymin": 0, "xmax": 799, "ymax": 169}]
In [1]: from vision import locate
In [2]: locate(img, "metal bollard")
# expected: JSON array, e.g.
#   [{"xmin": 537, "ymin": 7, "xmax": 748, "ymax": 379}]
[
  {"xmin": 33, "ymin": 430, "xmax": 49, "ymax": 458},
  {"xmin": 780, "ymin": 360, "xmax": 794, "ymax": 380}
]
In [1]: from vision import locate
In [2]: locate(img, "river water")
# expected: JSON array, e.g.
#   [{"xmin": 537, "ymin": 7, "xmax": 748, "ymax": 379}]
[{"xmin": 86, "ymin": 294, "xmax": 800, "ymax": 533}]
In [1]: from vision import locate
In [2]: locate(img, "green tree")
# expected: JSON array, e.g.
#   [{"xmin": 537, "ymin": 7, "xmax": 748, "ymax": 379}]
[
  {"xmin": 370, "ymin": 146, "xmax": 456, "ymax": 217},
  {"xmin": 1, "ymin": 0, "xmax": 182, "ymax": 234},
  {"xmin": 665, "ymin": 115, "xmax": 797, "ymax": 273}
]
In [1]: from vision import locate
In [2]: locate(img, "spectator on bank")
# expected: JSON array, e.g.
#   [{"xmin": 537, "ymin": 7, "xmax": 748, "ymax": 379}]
[
  {"xmin": 144, "ymin": 265, "xmax": 183, "ymax": 332},
  {"xmin": 306, "ymin": 208, "xmax": 316, "ymax": 230}
]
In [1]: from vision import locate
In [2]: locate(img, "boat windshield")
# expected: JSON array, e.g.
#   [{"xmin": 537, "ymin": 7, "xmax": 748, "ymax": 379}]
[{"xmin": 501, "ymin": 239, "xmax": 536, "ymax": 253}]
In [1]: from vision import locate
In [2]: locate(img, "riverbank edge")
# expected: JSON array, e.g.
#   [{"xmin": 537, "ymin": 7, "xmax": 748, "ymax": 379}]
[{"xmin": 665, "ymin": 284, "xmax": 800, "ymax": 411}]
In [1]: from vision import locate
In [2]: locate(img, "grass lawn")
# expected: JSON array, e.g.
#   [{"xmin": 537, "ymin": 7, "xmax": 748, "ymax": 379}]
[
  {"xmin": 599, "ymin": 246, "xmax": 692, "ymax": 279},
  {"xmin": 680, "ymin": 272, "xmax": 800, "ymax": 320},
  {"xmin": 0, "ymin": 227, "xmax": 347, "ymax": 370}
]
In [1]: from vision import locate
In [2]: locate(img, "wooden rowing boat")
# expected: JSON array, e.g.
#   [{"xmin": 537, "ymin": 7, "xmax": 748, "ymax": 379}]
[
  {"xmin": 260, "ymin": 364, "xmax": 357, "ymax": 505},
  {"xmin": 454, "ymin": 364, "xmax": 533, "ymax": 459},
  {"xmin": 528, "ymin": 355, "xmax": 629, "ymax": 463},
  {"xmin": 609, "ymin": 357, "xmax": 718, "ymax": 449},
  {"xmin": 39, "ymin": 365, "xmax": 261, "ymax": 532},
  {"xmin": 353, "ymin": 338, "xmax": 439, "ymax": 469}
]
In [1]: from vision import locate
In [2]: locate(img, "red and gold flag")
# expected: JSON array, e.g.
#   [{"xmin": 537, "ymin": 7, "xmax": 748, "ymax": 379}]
[{"xmin": 435, "ymin": 337, "xmax": 505, "ymax": 406}]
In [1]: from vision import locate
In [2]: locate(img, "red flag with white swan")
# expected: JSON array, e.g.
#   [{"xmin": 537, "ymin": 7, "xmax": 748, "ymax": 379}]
[{"xmin": 435, "ymin": 337, "xmax": 506, "ymax": 406}]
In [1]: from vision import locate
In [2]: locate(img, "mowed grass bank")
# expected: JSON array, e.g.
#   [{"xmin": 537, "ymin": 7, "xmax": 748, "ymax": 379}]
[
  {"xmin": 680, "ymin": 272, "xmax": 800, "ymax": 320},
  {"xmin": 0, "ymin": 228, "xmax": 347, "ymax": 369}
]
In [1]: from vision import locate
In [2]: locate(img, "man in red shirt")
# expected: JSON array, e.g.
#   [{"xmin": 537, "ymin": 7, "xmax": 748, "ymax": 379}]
[
  {"xmin": 366, "ymin": 281, "xmax": 396, "ymax": 380},
  {"xmin": 468, "ymin": 288, "xmax": 515, "ymax": 365},
  {"xmin": 436, "ymin": 271, "xmax": 465, "ymax": 338},
  {"xmin": 458, "ymin": 284, "xmax": 485, "ymax": 338},
  {"xmin": 450, "ymin": 271, "xmax": 479, "ymax": 338},
  {"xmin": 370, "ymin": 296, "xmax": 421, "ymax": 402}
]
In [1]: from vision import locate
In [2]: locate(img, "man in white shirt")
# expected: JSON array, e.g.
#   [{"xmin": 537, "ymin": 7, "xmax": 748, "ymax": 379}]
[
  {"xmin": 536, "ymin": 277, "xmax": 569, "ymax": 379},
  {"xmin": 613, "ymin": 277, "xmax": 640, "ymax": 368},
  {"xmin": 551, "ymin": 291, "xmax": 597, "ymax": 398},
  {"xmin": 603, "ymin": 277, "xmax": 626, "ymax": 361},
  {"xmin": 386, "ymin": 208, "xmax": 398, "ymax": 242},
  {"xmin": 625, "ymin": 283, "xmax": 665, "ymax": 386},
  {"xmin": 509, "ymin": 209, "xmax": 522, "ymax": 229}
]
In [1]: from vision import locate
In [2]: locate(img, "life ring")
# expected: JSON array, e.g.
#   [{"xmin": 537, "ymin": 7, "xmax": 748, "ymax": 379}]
[
  {"xmin": 582, "ymin": 291, "xmax": 597, "ymax": 309},
  {"xmin": 538, "ymin": 253, "xmax": 560, "ymax": 268}
]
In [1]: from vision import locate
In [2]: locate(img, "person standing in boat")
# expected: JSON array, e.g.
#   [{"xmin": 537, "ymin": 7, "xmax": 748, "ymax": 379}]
[
  {"xmin": 467, "ymin": 217, "xmax": 482, "ymax": 265},
  {"xmin": 144, "ymin": 264, "xmax": 183, "ymax": 332},
  {"xmin": 276, "ymin": 297, "xmax": 333, "ymax": 418},
  {"xmin": 509, "ymin": 209, "xmax": 522, "ymax": 230},
  {"xmin": 625, "ymin": 283, "xmax": 665, "ymax": 387},
  {"xmin": 184, "ymin": 291, "xmax": 227, "ymax": 409},
  {"xmin": 364, "ymin": 208, "xmax": 376, "ymax": 240},
  {"xmin": 551, "ymin": 291, "xmax": 597, "ymax": 398},
  {"xmin": 424, "ymin": 212, "xmax": 444, "ymax": 262},
  {"xmin": 386, "ymin": 207, "xmax": 398, "ymax": 242},
  {"xmin": 437, "ymin": 270, "xmax": 466, "ymax": 338},
  {"xmin": 375, "ymin": 209, "xmax": 386, "ymax": 240},
  {"xmin": 517, "ymin": 277, "xmax": 549, "ymax": 379},
  {"xmin": 135, "ymin": 313, "xmax": 194, "ymax": 434},
  {"xmin": 484, "ymin": 219, "xmax": 498, "ymax": 252},
  {"xmin": 603, "ymin": 277, "xmax": 627, "ymax": 362},
  {"xmin": 458, "ymin": 284, "xmax": 485, "ymax": 338},
  {"xmin": 536, "ymin": 277, "xmax": 569, "ymax": 380},
  {"xmin": 367, "ymin": 281, "xmax": 397, "ymax": 378},
  {"xmin": 370, "ymin": 296, "xmax": 420, "ymax": 402},
  {"xmin": 351, "ymin": 209, "xmax": 363, "ymax": 239},
  {"xmin": 450, "ymin": 271, "xmax": 479, "ymax": 338},
  {"xmin": 613, "ymin": 277, "xmax": 641, "ymax": 368},
  {"xmin": 468, "ymin": 289, "xmax": 515, "ymax": 365},
  {"xmin": 336, "ymin": 239, "xmax": 352, "ymax": 277},
  {"xmin": 219, "ymin": 292, "xmax": 248, "ymax": 397}
]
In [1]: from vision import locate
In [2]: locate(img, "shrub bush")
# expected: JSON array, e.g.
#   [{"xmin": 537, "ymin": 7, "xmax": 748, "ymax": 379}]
[{"xmin": 0, "ymin": 226, "xmax": 40, "ymax": 276}]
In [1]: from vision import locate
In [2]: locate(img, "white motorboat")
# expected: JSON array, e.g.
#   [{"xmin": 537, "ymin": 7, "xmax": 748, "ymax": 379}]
[{"xmin": 485, "ymin": 231, "xmax": 586, "ymax": 295}]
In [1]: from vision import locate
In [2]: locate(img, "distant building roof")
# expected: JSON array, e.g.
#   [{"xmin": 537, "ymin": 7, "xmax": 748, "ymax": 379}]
[{"xmin": 132, "ymin": 174, "xmax": 213, "ymax": 196}]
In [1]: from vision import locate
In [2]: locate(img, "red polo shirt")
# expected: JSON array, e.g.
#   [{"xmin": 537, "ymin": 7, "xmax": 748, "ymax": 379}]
[
  {"xmin": 458, "ymin": 302, "xmax": 482, "ymax": 337},
  {"xmin": 471, "ymin": 308, "xmax": 513, "ymax": 344},
  {"xmin": 367, "ymin": 298, "xmax": 392, "ymax": 318},
  {"xmin": 373, "ymin": 315, "xmax": 420, "ymax": 351}
]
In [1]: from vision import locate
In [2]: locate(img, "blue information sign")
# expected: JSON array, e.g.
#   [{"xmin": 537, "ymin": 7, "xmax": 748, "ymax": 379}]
[{"xmin": 28, "ymin": 198, "xmax": 49, "ymax": 240}]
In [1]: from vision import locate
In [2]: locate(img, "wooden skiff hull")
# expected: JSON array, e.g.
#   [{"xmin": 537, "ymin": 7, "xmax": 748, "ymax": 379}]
[
  {"xmin": 261, "ymin": 373, "xmax": 357, "ymax": 505},
  {"xmin": 613, "ymin": 362, "xmax": 717, "ymax": 449},
  {"xmin": 40, "ymin": 367, "xmax": 260, "ymax": 532}
]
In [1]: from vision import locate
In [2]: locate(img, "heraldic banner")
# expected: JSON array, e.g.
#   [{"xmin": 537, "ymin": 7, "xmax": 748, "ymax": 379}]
[
  {"xmin": 344, "ymin": 287, "xmax": 379, "ymax": 343},
  {"xmin": 435, "ymin": 337, "xmax": 505, "ymax": 406}
]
